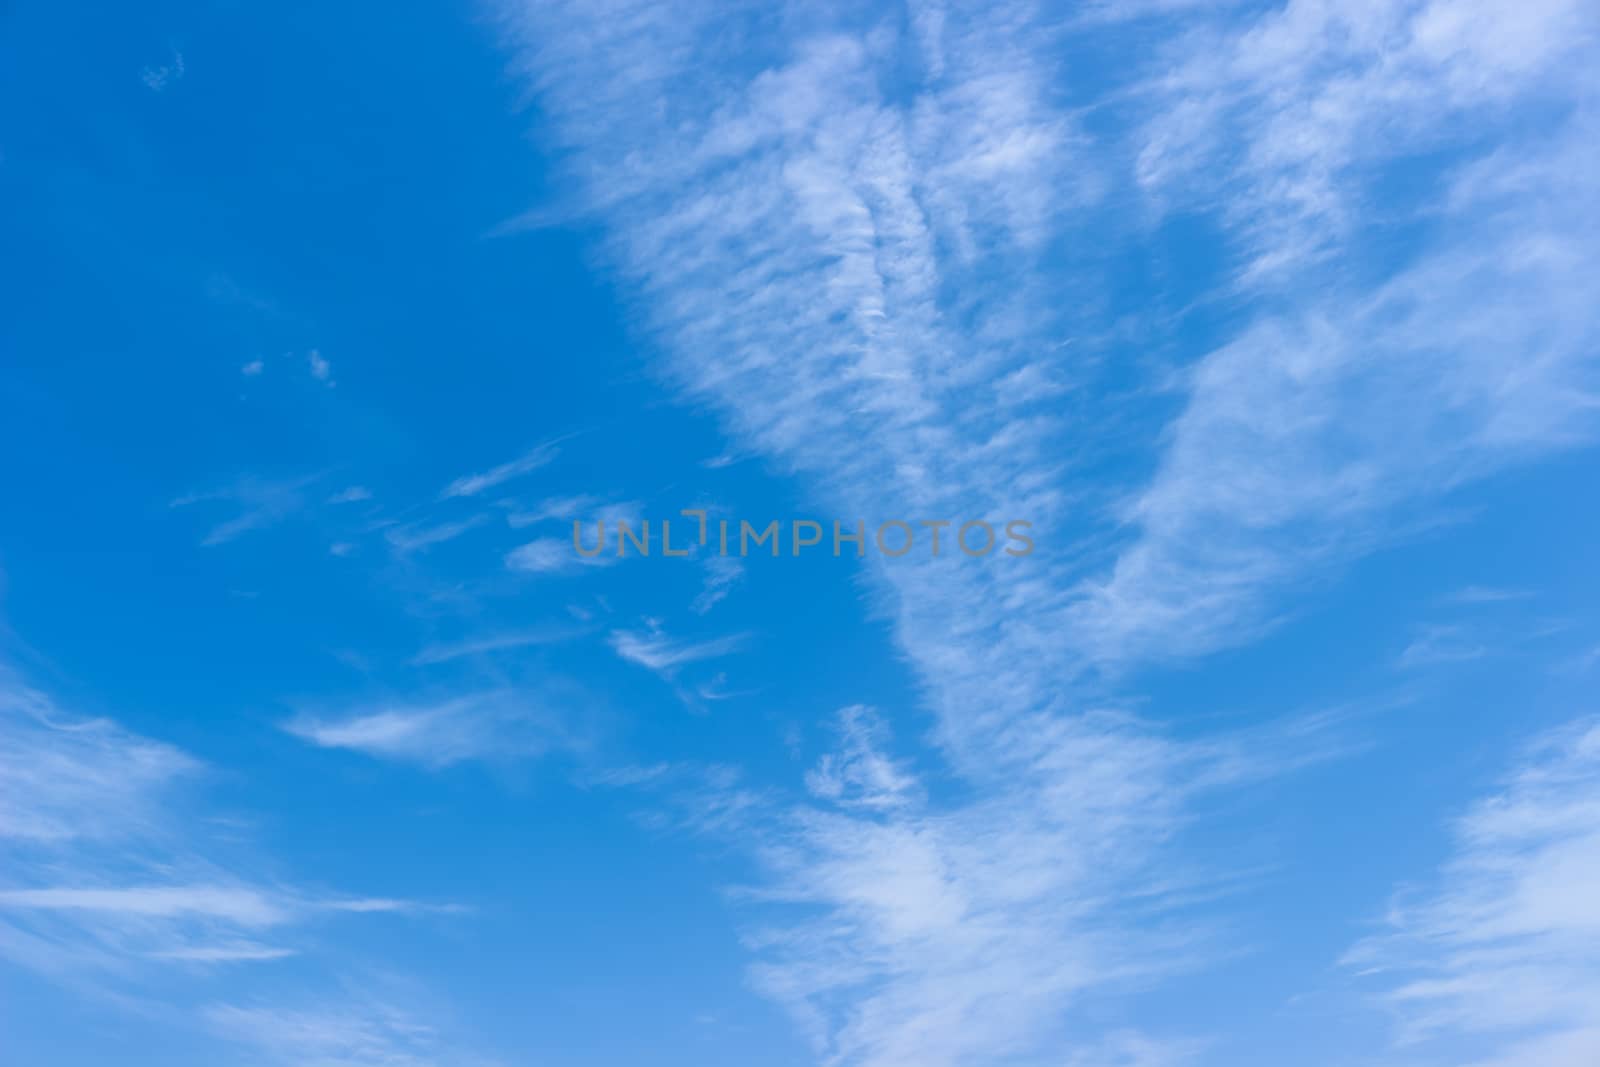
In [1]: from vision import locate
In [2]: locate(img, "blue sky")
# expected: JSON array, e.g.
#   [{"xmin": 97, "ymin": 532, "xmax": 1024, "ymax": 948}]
[{"xmin": 2, "ymin": 1, "xmax": 1598, "ymax": 1065}]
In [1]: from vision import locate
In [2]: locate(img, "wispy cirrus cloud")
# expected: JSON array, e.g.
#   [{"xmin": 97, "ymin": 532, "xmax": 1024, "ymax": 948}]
[
  {"xmin": 410, "ymin": 624, "xmax": 587, "ymax": 666},
  {"xmin": 608, "ymin": 628, "xmax": 746, "ymax": 675},
  {"xmin": 1135, "ymin": 0, "xmax": 1596, "ymax": 280},
  {"xmin": 171, "ymin": 474, "xmax": 321, "ymax": 547},
  {"xmin": 384, "ymin": 514, "xmax": 490, "ymax": 554},
  {"xmin": 496, "ymin": 0, "xmax": 1598, "ymax": 1061},
  {"xmin": 439, "ymin": 443, "xmax": 559, "ymax": 499},
  {"xmin": 802, "ymin": 706, "xmax": 921, "ymax": 812},
  {"xmin": 1347, "ymin": 716, "xmax": 1600, "ymax": 1067},
  {"xmin": 0, "ymin": 667, "xmax": 494, "ymax": 1066},
  {"xmin": 328, "ymin": 485, "xmax": 374, "ymax": 505},
  {"xmin": 505, "ymin": 536, "xmax": 622, "ymax": 574},
  {"xmin": 1397, "ymin": 624, "xmax": 1488, "ymax": 670},
  {"xmin": 0, "ymin": 886, "xmax": 292, "ymax": 927},
  {"xmin": 0, "ymin": 677, "xmax": 195, "ymax": 843},
  {"xmin": 140, "ymin": 47, "xmax": 184, "ymax": 92},
  {"xmin": 152, "ymin": 942, "xmax": 297, "ymax": 962},
  {"xmin": 285, "ymin": 688, "xmax": 581, "ymax": 769},
  {"xmin": 1073, "ymin": 125, "xmax": 1600, "ymax": 664},
  {"xmin": 205, "ymin": 992, "xmax": 498, "ymax": 1067},
  {"xmin": 493, "ymin": 1, "xmax": 1244, "ymax": 1059},
  {"xmin": 629, "ymin": 705, "xmax": 1231, "ymax": 1067},
  {"xmin": 308, "ymin": 349, "xmax": 334, "ymax": 385},
  {"xmin": 1060, "ymin": 1034, "xmax": 1205, "ymax": 1067},
  {"xmin": 504, "ymin": 494, "xmax": 639, "ymax": 529},
  {"xmin": 504, "ymin": 498, "xmax": 641, "ymax": 573},
  {"xmin": 1076, "ymin": 0, "xmax": 1600, "ymax": 666},
  {"xmin": 692, "ymin": 554, "xmax": 744, "ymax": 614},
  {"xmin": 1445, "ymin": 586, "xmax": 1535, "ymax": 606},
  {"xmin": 0, "ymin": 886, "xmax": 423, "ymax": 926},
  {"xmin": 0, "ymin": 670, "xmax": 436, "ymax": 985}
]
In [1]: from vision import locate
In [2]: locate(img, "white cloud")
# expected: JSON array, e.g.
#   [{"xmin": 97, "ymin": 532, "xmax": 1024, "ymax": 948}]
[
  {"xmin": 693, "ymin": 672, "xmax": 752, "ymax": 702},
  {"xmin": 504, "ymin": 499, "xmax": 642, "ymax": 573},
  {"xmin": 504, "ymin": 493, "xmax": 622, "ymax": 528},
  {"xmin": 411, "ymin": 624, "xmax": 587, "ymax": 665},
  {"xmin": 0, "ymin": 675, "xmax": 195, "ymax": 843},
  {"xmin": 497, "ymin": 0, "xmax": 1599, "ymax": 1061},
  {"xmin": 384, "ymin": 515, "xmax": 489, "ymax": 554},
  {"xmin": 285, "ymin": 690, "xmax": 576, "ymax": 769},
  {"xmin": 0, "ymin": 886, "xmax": 290, "ymax": 927},
  {"xmin": 241, "ymin": 359, "xmax": 264, "ymax": 376},
  {"xmin": 0, "ymin": 671, "xmax": 431, "ymax": 983},
  {"xmin": 440, "ymin": 443, "xmax": 559, "ymax": 498},
  {"xmin": 504, "ymin": 535, "xmax": 616, "ymax": 574},
  {"xmin": 803, "ymin": 706, "xmax": 920, "ymax": 812},
  {"xmin": 171, "ymin": 474, "xmax": 320, "ymax": 547},
  {"xmin": 493, "ymin": 3, "xmax": 1224, "ymax": 1059},
  {"xmin": 151, "ymin": 943, "xmax": 297, "ymax": 963},
  {"xmin": 1062, "ymin": 1033, "xmax": 1206, "ymax": 1067},
  {"xmin": 692, "ymin": 554, "xmax": 744, "ymax": 614},
  {"xmin": 141, "ymin": 49, "xmax": 185, "ymax": 92},
  {"xmin": 1347, "ymin": 717, "xmax": 1600, "ymax": 1067},
  {"xmin": 308, "ymin": 349, "xmax": 333, "ymax": 384},
  {"xmin": 608, "ymin": 628, "xmax": 745, "ymax": 674},
  {"xmin": 318, "ymin": 898, "xmax": 424, "ymax": 915},
  {"xmin": 205, "ymin": 996, "xmax": 494, "ymax": 1067},
  {"xmin": 641, "ymin": 706, "xmax": 1224, "ymax": 1067},
  {"xmin": 1397, "ymin": 624, "xmax": 1488, "ymax": 669},
  {"xmin": 1134, "ymin": 0, "xmax": 1595, "ymax": 280},
  {"xmin": 1446, "ymin": 586, "xmax": 1534, "ymax": 605},
  {"xmin": 1077, "ymin": 158, "xmax": 1598, "ymax": 666},
  {"xmin": 328, "ymin": 486, "xmax": 373, "ymax": 504},
  {"xmin": 1071, "ymin": 4, "xmax": 1600, "ymax": 667},
  {"xmin": 503, "ymin": 537, "xmax": 565, "ymax": 573}
]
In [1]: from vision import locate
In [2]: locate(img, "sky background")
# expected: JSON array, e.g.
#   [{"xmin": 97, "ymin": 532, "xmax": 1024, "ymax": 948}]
[{"xmin": 2, "ymin": 1, "xmax": 1598, "ymax": 1066}]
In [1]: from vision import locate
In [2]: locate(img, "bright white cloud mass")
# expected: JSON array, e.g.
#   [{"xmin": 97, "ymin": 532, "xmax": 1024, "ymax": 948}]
[{"xmin": 0, "ymin": 1, "xmax": 1595, "ymax": 1065}]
